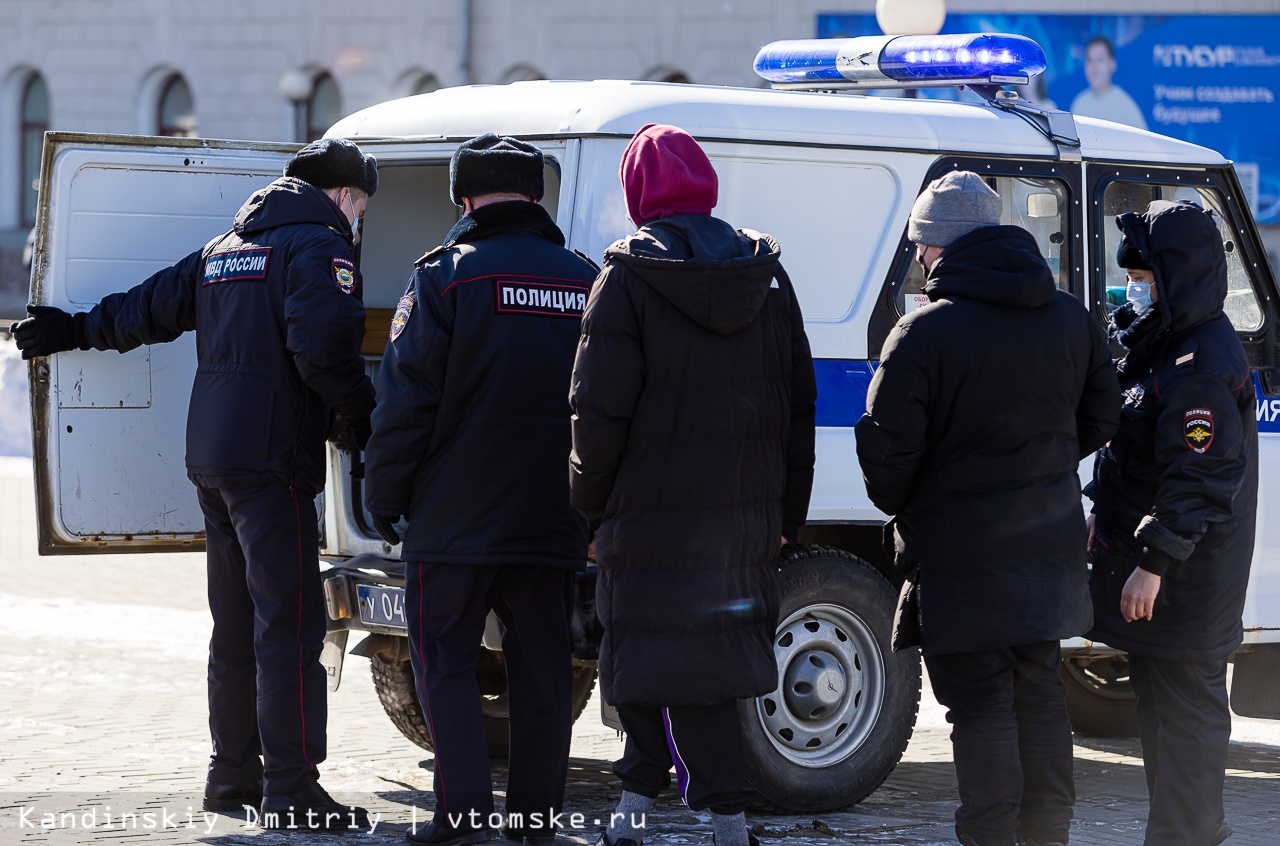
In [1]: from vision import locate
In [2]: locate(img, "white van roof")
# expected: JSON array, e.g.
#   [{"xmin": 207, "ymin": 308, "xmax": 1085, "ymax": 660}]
[{"xmin": 329, "ymin": 79, "xmax": 1226, "ymax": 167}]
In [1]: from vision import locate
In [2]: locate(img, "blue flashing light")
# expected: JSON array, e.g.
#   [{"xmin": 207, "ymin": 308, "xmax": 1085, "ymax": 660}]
[
  {"xmin": 880, "ymin": 33, "xmax": 1045, "ymax": 82},
  {"xmin": 754, "ymin": 32, "xmax": 1046, "ymax": 87},
  {"xmin": 753, "ymin": 36, "xmax": 893, "ymax": 85}
]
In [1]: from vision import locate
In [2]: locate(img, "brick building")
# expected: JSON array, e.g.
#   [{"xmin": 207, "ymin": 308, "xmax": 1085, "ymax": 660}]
[{"xmin": 1, "ymin": 0, "xmax": 1277, "ymax": 314}]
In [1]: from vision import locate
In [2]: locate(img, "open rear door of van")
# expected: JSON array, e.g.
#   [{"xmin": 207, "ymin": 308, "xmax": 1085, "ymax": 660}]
[{"xmin": 27, "ymin": 132, "xmax": 295, "ymax": 554}]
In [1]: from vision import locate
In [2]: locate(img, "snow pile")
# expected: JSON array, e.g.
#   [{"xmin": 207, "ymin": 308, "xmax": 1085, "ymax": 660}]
[{"xmin": 0, "ymin": 341, "xmax": 31, "ymax": 458}]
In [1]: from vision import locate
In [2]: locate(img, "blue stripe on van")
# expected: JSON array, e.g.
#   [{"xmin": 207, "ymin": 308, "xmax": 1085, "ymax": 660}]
[
  {"xmin": 814, "ymin": 360, "xmax": 875, "ymax": 427},
  {"xmin": 1254, "ymin": 373, "xmax": 1280, "ymax": 433},
  {"xmin": 823, "ymin": 366, "xmax": 1280, "ymax": 433}
]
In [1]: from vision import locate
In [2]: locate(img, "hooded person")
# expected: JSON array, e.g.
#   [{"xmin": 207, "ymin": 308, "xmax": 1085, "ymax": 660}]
[
  {"xmin": 568, "ymin": 123, "xmax": 817, "ymax": 846},
  {"xmin": 855, "ymin": 170, "xmax": 1120, "ymax": 846},
  {"xmin": 1086, "ymin": 199, "xmax": 1257, "ymax": 846},
  {"xmin": 9, "ymin": 137, "xmax": 378, "ymax": 829}
]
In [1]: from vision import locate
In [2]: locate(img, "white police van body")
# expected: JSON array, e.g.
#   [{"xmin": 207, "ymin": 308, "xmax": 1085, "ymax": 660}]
[{"xmin": 24, "ymin": 33, "xmax": 1280, "ymax": 812}]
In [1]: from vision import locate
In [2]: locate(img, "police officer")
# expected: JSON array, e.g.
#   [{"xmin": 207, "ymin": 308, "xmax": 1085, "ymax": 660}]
[
  {"xmin": 1087, "ymin": 199, "xmax": 1257, "ymax": 846},
  {"xmin": 10, "ymin": 138, "xmax": 377, "ymax": 831},
  {"xmin": 363, "ymin": 134, "xmax": 596, "ymax": 846}
]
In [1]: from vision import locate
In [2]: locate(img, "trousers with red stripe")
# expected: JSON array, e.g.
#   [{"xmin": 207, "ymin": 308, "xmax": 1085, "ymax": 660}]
[
  {"xmin": 406, "ymin": 562, "xmax": 574, "ymax": 830},
  {"xmin": 199, "ymin": 479, "xmax": 328, "ymax": 794}
]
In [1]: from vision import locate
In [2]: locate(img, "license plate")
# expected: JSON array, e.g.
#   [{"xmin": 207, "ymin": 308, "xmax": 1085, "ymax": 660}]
[{"xmin": 356, "ymin": 584, "xmax": 407, "ymax": 630}]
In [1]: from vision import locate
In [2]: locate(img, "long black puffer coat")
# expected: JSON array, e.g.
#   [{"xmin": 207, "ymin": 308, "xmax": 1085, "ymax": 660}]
[
  {"xmin": 1088, "ymin": 200, "xmax": 1257, "ymax": 662},
  {"xmin": 856, "ymin": 225, "xmax": 1120, "ymax": 655},
  {"xmin": 569, "ymin": 215, "xmax": 816, "ymax": 707}
]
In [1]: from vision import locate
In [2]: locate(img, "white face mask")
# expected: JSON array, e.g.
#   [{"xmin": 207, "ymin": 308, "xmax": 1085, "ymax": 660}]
[
  {"xmin": 343, "ymin": 192, "xmax": 362, "ymax": 246},
  {"xmin": 1126, "ymin": 279, "xmax": 1154, "ymax": 313}
]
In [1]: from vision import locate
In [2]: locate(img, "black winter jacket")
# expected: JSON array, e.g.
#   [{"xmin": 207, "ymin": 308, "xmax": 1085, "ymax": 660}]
[
  {"xmin": 1088, "ymin": 200, "xmax": 1257, "ymax": 662},
  {"xmin": 82, "ymin": 177, "xmax": 374, "ymax": 494},
  {"xmin": 856, "ymin": 225, "xmax": 1121, "ymax": 655},
  {"xmin": 569, "ymin": 215, "xmax": 817, "ymax": 707},
  {"xmin": 364, "ymin": 201, "xmax": 596, "ymax": 567}
]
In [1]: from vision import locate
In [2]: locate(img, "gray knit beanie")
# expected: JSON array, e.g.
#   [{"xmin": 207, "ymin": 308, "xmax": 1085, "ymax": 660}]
[{"xmin": 908, "ymin": 171, "xmax": 1001, "ymax": 248}]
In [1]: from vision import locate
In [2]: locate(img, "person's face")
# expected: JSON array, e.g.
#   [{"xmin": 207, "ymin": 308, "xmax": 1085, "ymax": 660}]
[
  {"xmin": 338, "ymin": 187, "xmax": 367, "ymax": 246},
  {"xmin": 340, "ymin": 187, "xmax": 368, "ymax": 228},
  {"xmin": 1126, "ymin": 268, "xmax": 1157, "ymax": 299},
  {"xmin": 915, "ymin": 243, "xmax": 944, "ymax": 275},
  {"xmin": 1084, "ymin": 43, "xmax": 1116, "ymax": 93}
]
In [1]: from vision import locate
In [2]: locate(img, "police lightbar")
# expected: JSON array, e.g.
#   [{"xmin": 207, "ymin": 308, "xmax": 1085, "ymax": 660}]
[{"xmin": 753, "ymin": 33, "xmax": 1046, "ymax": 90}]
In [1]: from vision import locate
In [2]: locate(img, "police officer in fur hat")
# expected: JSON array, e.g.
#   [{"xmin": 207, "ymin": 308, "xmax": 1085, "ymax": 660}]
[
  {"xmin": 364, "ymin": 134, "xmax": 598, "ymax": 846},
  {"xmin": 11, "ymin": 137, "xmax": 379, "ymax": 830}
]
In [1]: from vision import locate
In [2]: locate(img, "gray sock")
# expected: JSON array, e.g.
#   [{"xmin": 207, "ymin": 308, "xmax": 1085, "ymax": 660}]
[
  {"xmin": 711, "ymin": 812, "xmax": 749, "ymax": 846},
  {"xmin": 605, "ymin": 791, "xmax": 654, "ymax": 845}
]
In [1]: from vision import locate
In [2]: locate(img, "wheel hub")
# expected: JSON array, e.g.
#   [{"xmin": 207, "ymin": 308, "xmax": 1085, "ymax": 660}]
[
  {"xmin": 783, "ymin": 650, "xmax": 847, "ymax": 717},
  {"xmin": 755, "ymin": 604, "xmax": 886, "ymax": 767}
]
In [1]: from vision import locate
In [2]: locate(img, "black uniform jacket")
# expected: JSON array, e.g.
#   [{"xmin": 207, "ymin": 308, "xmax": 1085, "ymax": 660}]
[
  {"xmin": 364, "ymin": 201, "xmax": 596, "ymax": 568},
  {"xmin": 569, "ymin": 215, "xmax": 817, "ymax": 707},
  {"xmin": 856, "ymin": 225, "xmax": 1121, "ymax": 655},
  {"xmin": 1089, "ymin": 200, "xmax": 1258, "ymax": 662},
  {"xmin": 83, "ymin": 177, "xmax": 374, "ymax": 495}
]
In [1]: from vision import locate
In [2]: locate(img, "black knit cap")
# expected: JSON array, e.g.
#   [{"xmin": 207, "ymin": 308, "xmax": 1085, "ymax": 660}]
[
  {"xmin": 1115, "ymin": 211, "xmax": 1153, "ymax": 271},
  {"xmin": 284, "ymin": 138, "xmax": 378, "ymax": 196},
  {"xmin": 449, "ymin": 133, "xmax": 544, "ymax": 206}
]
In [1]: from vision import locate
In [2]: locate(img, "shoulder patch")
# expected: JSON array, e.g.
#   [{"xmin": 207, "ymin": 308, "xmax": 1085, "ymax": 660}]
[
  {"xmin": 204, "ymin": 247, "xmax": 271, "ymax": 286},
  {"xmin": 390, "ymin": 295, "xmax": 415, "ymax": 341},
  {"xmin": 1184, "ymin": 407, "xmax": 1214, "ymax": 453},
  {"xmin": 495, "ymin": 277, "xmax": 591, "ymax": 318},
  {"xmin": 332, "ymin": 257, "xmax": 356, "ymax": 295},
  {"xmin": 1175, "ymin": 351, "xmax": 1195, "ymax": 367}
]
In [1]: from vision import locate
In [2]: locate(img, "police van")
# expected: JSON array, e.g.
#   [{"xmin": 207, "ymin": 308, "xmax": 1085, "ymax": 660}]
[{"xmin": 24, "ymin": 32, "xmax": 1280, "ymax": 813}]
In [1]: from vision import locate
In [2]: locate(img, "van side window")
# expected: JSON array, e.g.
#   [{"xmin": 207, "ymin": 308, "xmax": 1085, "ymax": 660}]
[
  {"xmin": 1099, "ymin": 181, "xmax": 1263, "ymax": 333},
  {"xmin": 895, "ymin": 175, "xmax": 1069, "ymax": 316},
  {"xmin": 357, "ymin": 160, "xmax": 562, "ymax": 310}
]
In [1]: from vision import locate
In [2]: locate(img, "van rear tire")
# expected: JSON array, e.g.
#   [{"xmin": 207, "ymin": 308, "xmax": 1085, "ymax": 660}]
[
  {"xmin": 371, "ymin": 647, "xmax": 597, "ymax": 756},
  {"xmin": 1059, "ymin": 654, "xmax": 1140, "ymax": 737}
]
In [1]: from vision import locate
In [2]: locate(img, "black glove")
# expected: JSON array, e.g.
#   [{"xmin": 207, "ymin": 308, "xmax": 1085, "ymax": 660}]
[
  {"xmin": 10, "ymin": 305, "xmax": 88, "ymax": 360},
  {"xmin": 370, "ymin": 512, "xmax": 401, "ymax": 546},
  {"xmin": 327, "ymin": 410, "xmax": 372, "ymax": 453}
]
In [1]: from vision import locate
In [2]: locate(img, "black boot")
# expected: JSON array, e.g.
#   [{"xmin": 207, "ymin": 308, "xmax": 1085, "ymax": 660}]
[
  {"xmin": 203, "ymin": 778, "xmax": 263, "ymax": 813},
  {"xmin": 259, "ymin": 782, "xmax": 369, "ymax": 831},
  {"xmin": 407, "ymin": 819, "xmax": 498, "ymax": 845}
]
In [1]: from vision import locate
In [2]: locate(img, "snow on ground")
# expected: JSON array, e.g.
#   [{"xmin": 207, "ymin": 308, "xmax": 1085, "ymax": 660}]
[{"xmin": 0, "ymin": 341, "xmax": 31, "ymax": 458}]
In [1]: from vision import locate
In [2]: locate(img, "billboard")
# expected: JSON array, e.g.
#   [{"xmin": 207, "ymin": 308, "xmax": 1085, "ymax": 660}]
[{"xmin": 817, "ymin": 14, "xmax": 1280, "ymax": 224}]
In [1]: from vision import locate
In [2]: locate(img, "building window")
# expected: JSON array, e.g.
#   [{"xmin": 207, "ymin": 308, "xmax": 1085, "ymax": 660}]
[
  {"xmin": 157, "ymin": 74, "xmax": 196, "ymax": 137},
  {"xmin": 647, "ymin": 66, "xmax": 692, "ymax": 84},
  {"xmin": 411, "ymin": 73, "xmax": 440, "ymax": 96},
  {"xmin": 304, "ymin": 73, "xmax": 341, "ymax": 142},
  {"xmin": 501, "ymin": 64, "xmax": 545, "ymax": 84},
  {"xmin": 20, "ymin": 74, "xmax": 49, "ymax": 227}
]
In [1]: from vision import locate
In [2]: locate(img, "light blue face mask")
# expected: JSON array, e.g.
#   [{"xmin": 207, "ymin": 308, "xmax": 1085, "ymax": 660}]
[{"xmin": 1126, "ymin": 280, "xmax": 1154, "ymax": 313}]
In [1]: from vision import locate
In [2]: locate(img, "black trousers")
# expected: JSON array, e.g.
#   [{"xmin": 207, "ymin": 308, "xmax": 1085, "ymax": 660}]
[
  {"xmin": 1129, "ymin": 654, "xmax": 1231, "ymax": 846},
  {"xmin": 924, "ymin": 640, "xmax": 1075, "ymax": 846},
  {"xmin": 406, "ymin": 562, "xmax": 574, "ymax": 831},
  {"xmin": 198, "ymin": 479, "xmax": 327, "ymax": 795},
  {"xmin": 614, "ymin": 701, "xmax": 753, "ymax": 815}
]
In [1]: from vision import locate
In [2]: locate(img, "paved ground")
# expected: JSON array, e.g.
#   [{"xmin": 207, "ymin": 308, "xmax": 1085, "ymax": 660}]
[{"xmin": 0, "ymin": 350, "xmax": 1278, "ymax": 845}]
